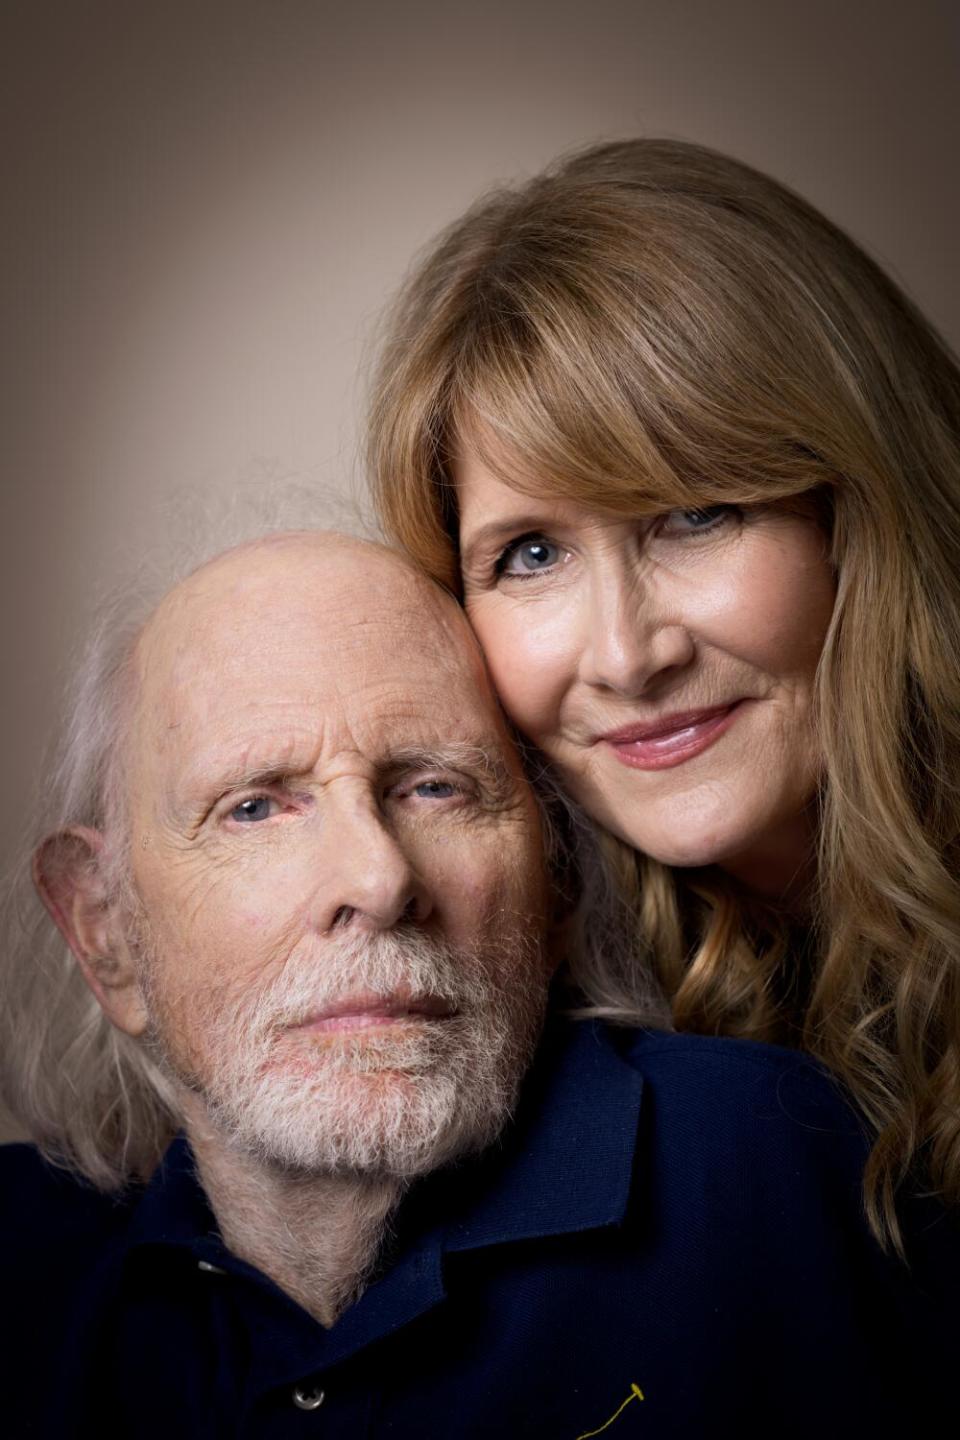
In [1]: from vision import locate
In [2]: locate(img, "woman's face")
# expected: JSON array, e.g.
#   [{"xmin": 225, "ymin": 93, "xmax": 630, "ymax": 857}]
[{"xmin": 455, "ymin": 451, "xmax": 837, "ymax": 898}]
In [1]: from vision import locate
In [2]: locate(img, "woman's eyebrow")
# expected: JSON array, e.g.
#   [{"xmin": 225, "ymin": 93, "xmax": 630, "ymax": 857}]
[{"xmin": 459, "ymin": 516, "xmax": 548, "ymax": 558}]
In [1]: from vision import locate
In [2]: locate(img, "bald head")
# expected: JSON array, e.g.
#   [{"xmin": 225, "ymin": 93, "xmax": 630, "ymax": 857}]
[{"xmin": 136, "ymin": 530, "xmax": 488, "ymax": 716}]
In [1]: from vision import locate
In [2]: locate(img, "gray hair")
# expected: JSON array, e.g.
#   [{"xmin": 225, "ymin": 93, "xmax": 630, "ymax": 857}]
[
  {"xmin": 1, "ymin": 586, "xmax": 181, "ymax": 1188},
  {"xmin": 1, "ymin": 512, "xmax": 665, "ymax": 1191}
]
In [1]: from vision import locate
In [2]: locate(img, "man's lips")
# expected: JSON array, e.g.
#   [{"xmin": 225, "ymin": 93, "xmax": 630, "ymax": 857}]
[
  {"xmin": 597, "ymin": 701, "xmax": 746, "ymax": 771},
  {"xmin": 290, "ymin": 992, "xmax": 456, "ymax": 1035}
]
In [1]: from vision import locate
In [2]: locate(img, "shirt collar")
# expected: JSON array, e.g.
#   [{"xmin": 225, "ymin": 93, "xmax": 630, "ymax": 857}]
[
  {"xmin": 439, "ymin": 1016, "xmax": 644, "ymax": 1252},
  {"xmin": 119, "ymin": 1018, "xmax": 644, "ymax": 1379}
]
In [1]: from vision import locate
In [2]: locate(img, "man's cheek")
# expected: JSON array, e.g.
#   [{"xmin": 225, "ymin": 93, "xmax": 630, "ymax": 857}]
[
  {"xmin": 145, "ymin": 857, "xmax": 300, "ymax": 969},
  {"xmin": 435, "ymin": 853, "xmax": 531, "ymax": 936},
  {"xmin": 135, "ymin": 847, "xmax": 234, "ymax": 933}
]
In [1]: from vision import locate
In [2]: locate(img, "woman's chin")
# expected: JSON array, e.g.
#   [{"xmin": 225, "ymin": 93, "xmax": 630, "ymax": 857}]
[
  {"xmin": 636, "ymin": 837, "xmax": 743, "ymax": 871},
  {"xmin": 601, "ymin": 802, "xmax": 754, "ymax": 873},
  {"xmin": 620, "ymin": 816, "xmax": 817, "ymax": 902}
]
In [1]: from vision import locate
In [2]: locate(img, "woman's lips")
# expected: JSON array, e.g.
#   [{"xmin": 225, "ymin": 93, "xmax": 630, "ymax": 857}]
[{"xmin": 598, "ymin": 701, "xmax": 744, "ymax": 771}]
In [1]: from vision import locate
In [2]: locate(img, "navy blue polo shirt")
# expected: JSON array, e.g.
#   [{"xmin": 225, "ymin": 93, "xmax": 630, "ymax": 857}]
[{"xmin": 3, "ymin": 1020, "xmax": 956, "ymax": 1438}]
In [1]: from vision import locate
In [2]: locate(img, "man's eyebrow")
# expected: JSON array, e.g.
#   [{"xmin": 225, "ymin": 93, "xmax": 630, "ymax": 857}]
[
  {"xmin": 211, "ymin": 761, "xmax": 311, "ymax": 790},
  {"xmin": 384, "ymin": 743, "xmax": 518, "ymax": 800},
  {"xmin": 179, "ymin": 745, "xmax": 317, "ymax": 801}
]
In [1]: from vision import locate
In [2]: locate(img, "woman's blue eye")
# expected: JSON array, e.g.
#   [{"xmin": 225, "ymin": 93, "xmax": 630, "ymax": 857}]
[
  {"xmin": 413, "ymin": 780, "xmax": 456, "ymax": 799},
  {"xmin": 500, "ymin": 537, "xmax": 562, "ymax": 575},
  {"xmin": 664, "ymin": 505, "xmax": 736, "ymax": 533},
  {"xmin": 230, "ymin": 796, "xmax": 275, "ymax": 823}
]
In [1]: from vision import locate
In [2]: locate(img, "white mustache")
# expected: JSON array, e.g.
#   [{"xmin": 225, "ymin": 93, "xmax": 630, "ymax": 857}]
[{"xmin": 238, "ymin": 926, "xmax": 522, "ymax": 1039}]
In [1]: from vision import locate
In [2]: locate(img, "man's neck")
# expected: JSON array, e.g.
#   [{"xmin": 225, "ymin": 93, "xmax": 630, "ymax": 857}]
[{"xmin": 184, "ymin": 1113, "xmax": 404, "ymax": 1327}]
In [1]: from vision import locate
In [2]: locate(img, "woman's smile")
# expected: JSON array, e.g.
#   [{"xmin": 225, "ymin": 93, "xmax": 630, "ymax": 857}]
[
  {"xmin": 456, "ymin": 452, "xmax": 836, "ymax": 890},
  {"xmin": 596, "ymin": 699, "xmax": 747, "ymax": 770}
]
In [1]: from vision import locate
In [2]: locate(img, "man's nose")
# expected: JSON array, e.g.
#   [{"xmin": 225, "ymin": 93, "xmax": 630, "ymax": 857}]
[
  {"xmin": 310, "ymin": 797, "xmax": 432, "ymax": 936},
  {"xmin": 578, "ymin": 568, "xmax": 695, "ymax": 696}
]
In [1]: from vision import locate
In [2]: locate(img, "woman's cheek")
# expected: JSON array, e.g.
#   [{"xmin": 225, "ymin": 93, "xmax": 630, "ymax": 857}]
[{"xmin": 468, "ymin": 595, "xmax": 576, "ymax": 741}]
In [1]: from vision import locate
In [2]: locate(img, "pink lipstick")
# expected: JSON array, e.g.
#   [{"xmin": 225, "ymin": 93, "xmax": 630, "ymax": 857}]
[{"xmin": 599, "ymin": 701, "xmax": 744, "ymax": 771}]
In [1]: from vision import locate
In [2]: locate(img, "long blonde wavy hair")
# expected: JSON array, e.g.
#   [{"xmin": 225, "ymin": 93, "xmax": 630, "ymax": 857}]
[{"xmin": 368, "ymin": 139, "xmax": 960, "ymax": 1250}]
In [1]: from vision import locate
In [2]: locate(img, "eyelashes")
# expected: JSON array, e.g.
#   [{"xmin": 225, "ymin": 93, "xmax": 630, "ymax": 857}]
[{"xmin": 659, "ymin": 505, "xmax": 740, "ymax": 537}]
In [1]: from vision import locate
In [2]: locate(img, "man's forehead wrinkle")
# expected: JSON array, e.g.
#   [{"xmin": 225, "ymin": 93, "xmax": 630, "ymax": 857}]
[
  {"xmin": 329, "ymin": 609, "xmax": 479, "ymax": 680},
  {"xmin": 180, "ymin": 723, "xmax": 336, "ymax": 799}
]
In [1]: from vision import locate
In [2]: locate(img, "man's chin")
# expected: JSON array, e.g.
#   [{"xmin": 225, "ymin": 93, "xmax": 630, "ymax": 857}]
[
  {"xmin": 264, "ymin": 1022, "xmax": 452, "ymax": 1078},
  {"xmin": 202, "ymin": 1058, "xmax": 512, "ymax": 1180}
]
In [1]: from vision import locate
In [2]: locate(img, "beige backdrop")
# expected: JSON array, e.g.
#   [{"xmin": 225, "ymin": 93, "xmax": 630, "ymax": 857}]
[{"xmin": 2, "ymin": 0, "xmax": 958, "ymax": 1141}]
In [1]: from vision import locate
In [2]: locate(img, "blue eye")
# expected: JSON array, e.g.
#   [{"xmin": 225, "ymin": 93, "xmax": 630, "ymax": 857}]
[
  {"xmin": 662, "ymin": 505, "xmax": 737, "ymax": 535},
  {"xmin": 230, "ymin": 796, "xmax": 275, "ymax": 823},
  {"xmin": 499, "ymin": 537, "xmax": 563, "ymax": 575},
  {"xmin": 413, "ymin": 780, "xmax": 456, "ymax": 799}
]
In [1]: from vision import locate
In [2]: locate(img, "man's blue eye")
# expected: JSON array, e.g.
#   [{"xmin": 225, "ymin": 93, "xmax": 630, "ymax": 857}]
[
  {"xmin": 414, "ymin": 780, "xmax": 456, "ymax": 799},
  {"xmin": 230, "ymin": 796, "xmax": 274, "ymax": 823},
  {"xmin": 500, "ymin": 538, "xmax": 561, "ymax": 574}
]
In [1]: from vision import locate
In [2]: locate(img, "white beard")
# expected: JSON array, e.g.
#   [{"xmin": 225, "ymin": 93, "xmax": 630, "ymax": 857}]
[{"xmin": 143, "ymin": 925, "xmax": 548, "ymax": 1179}]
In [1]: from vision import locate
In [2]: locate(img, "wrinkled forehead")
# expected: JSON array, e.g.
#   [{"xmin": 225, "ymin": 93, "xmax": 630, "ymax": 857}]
[{"xmin": 129, "ymin": 540, "xmax": 516, "ymax": 784}]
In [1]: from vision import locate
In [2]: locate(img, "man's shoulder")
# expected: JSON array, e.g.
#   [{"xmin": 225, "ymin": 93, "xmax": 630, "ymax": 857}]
[
  {"xmin": 619, "ymin": 1024, "xmax": 852, "ymax": 1100},
  {"xmin": 607, "ymin": 1024, "xmax": 870, "ymax": 1177},
  {"xmin": 0, "ymin": 1141, "xmax": 136, "ymax": 1256}
]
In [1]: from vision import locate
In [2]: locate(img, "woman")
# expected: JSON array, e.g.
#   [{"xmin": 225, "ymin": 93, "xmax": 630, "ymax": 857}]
[{"xmin": 368, "ymin": 139, "xmax": 960, "ymax": 1251}]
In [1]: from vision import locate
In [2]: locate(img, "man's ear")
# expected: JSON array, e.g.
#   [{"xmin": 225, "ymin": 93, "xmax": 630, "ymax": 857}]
[{"xmin": 33, "ymin": 827, "xmax": 149, "ymax": 1038}]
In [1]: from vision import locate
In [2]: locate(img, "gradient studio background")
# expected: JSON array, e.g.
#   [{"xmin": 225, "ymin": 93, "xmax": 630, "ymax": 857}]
[{"xmin": 2, "ymin": 1, "xmax": 958, "ymax": 1142}]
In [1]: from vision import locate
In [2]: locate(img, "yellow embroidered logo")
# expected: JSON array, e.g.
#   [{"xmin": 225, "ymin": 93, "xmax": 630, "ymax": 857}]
[{"xmin": 575, "ymin": 1382, "xmax": 645, "ymax": 1438}]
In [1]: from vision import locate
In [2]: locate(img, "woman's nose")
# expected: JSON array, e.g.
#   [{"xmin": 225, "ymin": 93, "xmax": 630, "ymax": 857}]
[
  {"xmin": 579, "ymin": 573, "xmax": 695, "ymax": 696},
  {"xmin": 310, "ymin": 798, "xmax": 432, "ymax": 936}
]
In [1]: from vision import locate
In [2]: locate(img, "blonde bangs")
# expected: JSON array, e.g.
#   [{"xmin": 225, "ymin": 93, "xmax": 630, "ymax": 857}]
[
  {"xmin": 434, "ymin": 202, "xmax": 843, "ymax": 529},
  {"xmin": 369, "ymin": 152, "xmax": 859, "ymax": 592},
  {"xmin": 446, "ymin": 304, "xmax": 825, "ymax": 523}
]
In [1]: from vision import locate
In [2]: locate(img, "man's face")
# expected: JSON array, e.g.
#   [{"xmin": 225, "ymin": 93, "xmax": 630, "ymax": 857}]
[{"xmin": 123, "ymin": 535, "xmax": 551, "ymax": 1177}]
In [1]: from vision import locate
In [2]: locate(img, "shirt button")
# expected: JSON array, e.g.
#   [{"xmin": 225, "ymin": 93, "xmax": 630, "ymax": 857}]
[
  {"xmin": 292, "ymin": 1386, "xmax": 326, "ymax": 1411},
  {"xmin": 197, "ymin": 1259, "xmax": 227, "ymax": 1275}
]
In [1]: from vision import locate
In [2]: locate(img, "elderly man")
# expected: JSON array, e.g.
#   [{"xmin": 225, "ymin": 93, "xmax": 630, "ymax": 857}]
[{"xmin": 0, "ymin": 533, "xmax": 951, "ymax": 1438}]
